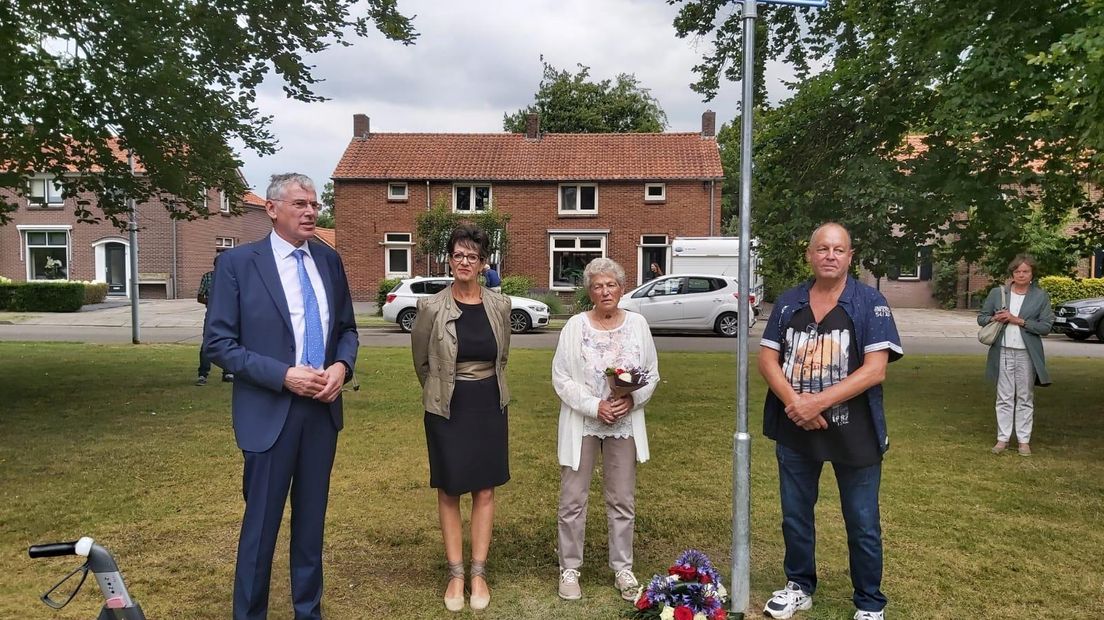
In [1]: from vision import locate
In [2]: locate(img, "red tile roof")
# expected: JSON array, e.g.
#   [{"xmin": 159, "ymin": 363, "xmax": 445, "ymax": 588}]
[
  {"xmin": 332, "ymin": 133, "xmax": 723, "ymax": 181},
  {"xmin": 314, "ymin": 227, "xmax": 336, "ymax": 248},
  {"xmin": 243, "ymin": 191, "xmax": 266, "ymax": 207}
]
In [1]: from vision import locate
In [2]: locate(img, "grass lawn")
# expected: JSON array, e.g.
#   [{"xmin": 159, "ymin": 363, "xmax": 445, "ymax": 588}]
[{"xmin": 1, "ymin": 343, "xmax": 1102, "ymax": 619}]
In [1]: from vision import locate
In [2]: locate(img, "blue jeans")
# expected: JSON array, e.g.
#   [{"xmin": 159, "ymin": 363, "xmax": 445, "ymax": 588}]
[{"xmin": 776, "ymin": 442, "xmax": 886, "ymax": 613}]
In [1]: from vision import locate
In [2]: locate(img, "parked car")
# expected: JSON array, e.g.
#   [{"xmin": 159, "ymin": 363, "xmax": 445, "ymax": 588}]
[
  {"xmin": 618, "ymin": 274, "xmax": 756, "ymax": 337},
  {"xmin": 1051, "ymin": 296, "xmax": 1104, "ymax": 341},
  {"xmin": 382, "ymin": 277, "xmax": 551, "ymax": 334}
]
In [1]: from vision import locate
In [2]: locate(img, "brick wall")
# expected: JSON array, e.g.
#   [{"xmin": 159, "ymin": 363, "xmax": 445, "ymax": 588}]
[
  {"xmin": 336, "ymin": 179, "xmax": 723, "ymax": 301},
  {"xmin": 0, "ymin": 186, "xmax": 270, "ymax": 298}
]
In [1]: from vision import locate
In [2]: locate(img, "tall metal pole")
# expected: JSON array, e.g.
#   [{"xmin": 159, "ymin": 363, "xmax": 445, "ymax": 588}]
[
  {"xmin": 127, "ymin": 151, "xmax": 140, "ymax": 344},
  {"xmin": 730, "ymin": 0, "xmax": 757, "ymax": 616}
]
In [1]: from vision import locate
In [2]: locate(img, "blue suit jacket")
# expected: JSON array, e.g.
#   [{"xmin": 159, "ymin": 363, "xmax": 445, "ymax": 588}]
[{"xmin": 204, "ymin": 236, "xmax": 359, "ymax": 452}]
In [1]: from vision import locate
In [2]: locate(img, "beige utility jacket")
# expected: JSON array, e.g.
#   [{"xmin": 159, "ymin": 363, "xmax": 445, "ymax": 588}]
[{"xmin": 411, "ymin": 285, "xmax": 512, "ymax": 418}]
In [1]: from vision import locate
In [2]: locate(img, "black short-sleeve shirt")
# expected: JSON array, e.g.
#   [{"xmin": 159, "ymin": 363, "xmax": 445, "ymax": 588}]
[{"xmin": 774, "ymin": 304, "xmax": 881, "ymax": 467}]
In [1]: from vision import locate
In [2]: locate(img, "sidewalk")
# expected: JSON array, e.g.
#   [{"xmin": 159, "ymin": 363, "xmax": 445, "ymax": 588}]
[{"xmin": 0, "ymin": 298, "xmax": 980, "ymax": 335}]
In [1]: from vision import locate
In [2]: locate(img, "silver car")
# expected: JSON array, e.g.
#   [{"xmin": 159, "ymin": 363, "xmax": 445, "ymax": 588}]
[
  {"xmin": 618, "ymin": 274, "xmax": 756, "ymax": 337},
  {"xmin": 382, "ymin": 277, "xmax": 551, "ymax": 333}
]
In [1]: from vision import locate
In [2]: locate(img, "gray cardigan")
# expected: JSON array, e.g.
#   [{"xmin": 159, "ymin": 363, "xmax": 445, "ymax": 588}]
[{"xmin": 977, "ymin": 283, "xmax": 1054, "ymax": 385}]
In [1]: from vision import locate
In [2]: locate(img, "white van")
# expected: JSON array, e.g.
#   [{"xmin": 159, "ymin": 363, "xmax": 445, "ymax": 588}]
[{"xmin": 670, "ymin": 237, "xmax": 763, "ymax": 313}]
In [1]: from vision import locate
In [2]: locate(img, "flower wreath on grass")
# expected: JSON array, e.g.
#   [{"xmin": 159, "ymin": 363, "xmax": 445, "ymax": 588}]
[{"xmin": 627, "ymin": 549, "xmax": 729, "ymax": 620}]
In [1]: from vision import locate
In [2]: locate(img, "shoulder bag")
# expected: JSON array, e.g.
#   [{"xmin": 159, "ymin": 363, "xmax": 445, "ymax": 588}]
[{"xmin": 978, "ymin": 286, "xmax": 1006, "ymax": 346}]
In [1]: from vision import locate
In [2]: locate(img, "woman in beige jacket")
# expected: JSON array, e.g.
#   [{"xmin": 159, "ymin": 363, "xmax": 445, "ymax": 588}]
[{"xmin": 411, "ymin": 224, "xmax": 511, "ymax": 612}]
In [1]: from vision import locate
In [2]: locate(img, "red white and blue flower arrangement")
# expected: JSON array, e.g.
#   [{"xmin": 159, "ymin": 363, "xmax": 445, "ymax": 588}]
[{"xmin": 628, "ymin": 549, "xmax": 729, "ymax": 620}]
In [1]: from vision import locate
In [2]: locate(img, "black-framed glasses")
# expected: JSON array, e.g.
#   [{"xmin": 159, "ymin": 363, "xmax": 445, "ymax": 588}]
[
  {"xmin": 450, "ymin": 252, "xmax": 482, "ymax": 264},
  {"xmin": 40, "ymin": 562, "xmax": 89, "ymax": 609},
  {"xmin": 805, "ymin": 322, "xmax": 819, "ymax": 339}
]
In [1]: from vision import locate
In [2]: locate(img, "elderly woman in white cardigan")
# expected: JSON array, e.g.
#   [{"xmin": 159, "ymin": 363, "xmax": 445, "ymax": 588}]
[{"xmin": 552, "ymin": 257, "xmax": 660, "ymax": 603}]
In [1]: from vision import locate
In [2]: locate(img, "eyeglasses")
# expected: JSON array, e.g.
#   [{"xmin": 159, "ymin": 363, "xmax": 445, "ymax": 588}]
[
  {"xmin": 589, "ymin": 283, "xmax": 621, "ymax": 293},
  {"xmin": 450, "ymin": 252, "xmax": 482, "ymax": 264},
  {"xmin": 272, "ymin": 199, "xmax": 321, "ymax": 211}
]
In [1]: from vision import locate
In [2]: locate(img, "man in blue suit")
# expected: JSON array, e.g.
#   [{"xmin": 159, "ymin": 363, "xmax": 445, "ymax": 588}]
[{"xmin": 205, "ymin": 173, "xmax": 359, "ymax": 620}]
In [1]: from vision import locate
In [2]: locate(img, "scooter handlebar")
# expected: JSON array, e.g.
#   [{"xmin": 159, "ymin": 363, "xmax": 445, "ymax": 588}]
[{"xmin": 28, "ymin": 542, "xmax": 78, "ymax": 558}]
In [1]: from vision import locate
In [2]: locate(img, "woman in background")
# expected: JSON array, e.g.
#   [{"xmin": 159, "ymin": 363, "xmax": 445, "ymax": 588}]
[{"xmin": 977, "ymin": 254, "xmax": 1053, "ymax": 456}]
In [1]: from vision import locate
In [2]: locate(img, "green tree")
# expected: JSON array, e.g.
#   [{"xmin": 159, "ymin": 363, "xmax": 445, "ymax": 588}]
[
  {"xmin": 414, "ymin": 199, "xmax": 511, "ymax": 276},
  {"xmin": 672, "ymin": 0, "xmax": 1103, "ymax": 288},
  {"xmin": 503, "ymin": 62, "xmax": 667, "ymax": 133},
  {"xmin": 316, "ymin": 182, "xmax": 335, "ymax": 228},
  {"xmin": 0, "ymin": 0, "xmax": 417, "ymax": 227}
]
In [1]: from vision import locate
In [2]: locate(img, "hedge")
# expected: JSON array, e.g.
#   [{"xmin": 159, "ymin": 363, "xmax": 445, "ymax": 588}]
[
  {"xmin": 1037, "ymin": 276, "xmax": 1104, "ymax": 307},
  {"xmin": 0, "ymin": 281, "xmax": 86, "ymax": 312},
  {"xmin": 499, "ymin": 275, "xmax": 532, "ymax": 297},
  {"xmin": 377, "ymin": 278, "xmax": 402, "ymax": 315},
  {"xmin": 83, "ymin": 282, "xmax": 108, "ymax": 305}
]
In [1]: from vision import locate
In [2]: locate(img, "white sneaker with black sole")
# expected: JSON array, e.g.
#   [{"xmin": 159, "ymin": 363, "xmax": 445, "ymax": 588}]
[{"xmin": 763, "ymin": 581, "xmax": 812, "ymax": 619}]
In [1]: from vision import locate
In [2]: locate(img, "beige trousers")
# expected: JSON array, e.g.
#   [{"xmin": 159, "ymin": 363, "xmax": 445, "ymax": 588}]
[
  {"xmin": 996, "ymin": 347, "xmax": 1035, "ymax": 443},
  {"xmin": 557, "ymin": 435, "xmax": 637, "ymax": 573}
]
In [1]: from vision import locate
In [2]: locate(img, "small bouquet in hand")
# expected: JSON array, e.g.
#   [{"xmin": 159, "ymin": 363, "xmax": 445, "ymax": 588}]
[
  {"xmin": 628, "ymin": 549, "xmax": 729, "ymax": 620},
  {"xmin": 605, "ymin": 366, "xmax": 650, "ymax": 400}
]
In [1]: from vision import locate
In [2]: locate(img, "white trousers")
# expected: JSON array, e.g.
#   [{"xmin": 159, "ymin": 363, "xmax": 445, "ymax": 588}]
[{"xmin": 995, "ymin": 347, "xmax": 1035, "ymax": 443}]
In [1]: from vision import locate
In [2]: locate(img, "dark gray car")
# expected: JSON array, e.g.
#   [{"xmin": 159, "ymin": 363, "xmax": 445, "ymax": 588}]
[{"xmin": 1052, "ymin": 296, "xmax": 1104, "ymax": 341}]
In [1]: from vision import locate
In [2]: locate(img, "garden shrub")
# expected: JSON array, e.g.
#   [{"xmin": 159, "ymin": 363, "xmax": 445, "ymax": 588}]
[
  {"xmin": 1038, "ymin": 276, "xmax": 1104, "ymax": 307},
  {"xmin": 499, "ymin": 275, "xmax": 532, "ymax": 297},
  {"xmin": 0, "ymin": 281, "xmax": 85, "ymax": 312},
  {"xmin": 572, "ymin": 286, "xmax": 594, "ymax": 312},
  {"xmin": 82, "ymin": 281, "xmax": 109, "ymax": 305},
  {"xmin": 377, "ymin": 278, "xmax": 402, "ymax": 315},
  {"xmin": 533, "ymin": 293, "xmax": 565, "ymax": 315},
  {"xmin": 932, "ymin": 260, "xmax": 959, "ymax": 309}
]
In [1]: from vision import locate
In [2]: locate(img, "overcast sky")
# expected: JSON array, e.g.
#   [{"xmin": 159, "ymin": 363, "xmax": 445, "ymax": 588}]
[{"xmin": 237, "ymin": 0, "xmax": 796, "ymax": 196}]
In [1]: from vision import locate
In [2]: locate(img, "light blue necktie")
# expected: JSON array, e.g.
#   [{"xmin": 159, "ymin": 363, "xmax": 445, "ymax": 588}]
[{"xmin": 293, "ymin": 249, "xmax": 325, "ymax": 368}]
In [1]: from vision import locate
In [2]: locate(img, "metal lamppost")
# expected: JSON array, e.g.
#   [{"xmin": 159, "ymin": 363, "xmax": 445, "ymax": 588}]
[{"xmin": 730, "ymin": 1, "xmax": 827, "ymax": 617}]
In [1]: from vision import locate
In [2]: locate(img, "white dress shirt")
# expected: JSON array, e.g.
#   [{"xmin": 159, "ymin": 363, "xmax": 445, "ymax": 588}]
[{"xmin": 270, "ymin": 231, "xmax": 331, "ymax": 365}]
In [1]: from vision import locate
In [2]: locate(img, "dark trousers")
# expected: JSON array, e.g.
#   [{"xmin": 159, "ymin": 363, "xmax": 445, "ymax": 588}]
[
  {"xmin": 776, "ymin": 442, "xmax": 886, "ymax": 613},
  {"xmin": 197, "ymin": 347, "xmax": 215, "ymax": 378},
  {"xmin": 233, "ymin": 397, "xmax": 338, "ymax": 620}
]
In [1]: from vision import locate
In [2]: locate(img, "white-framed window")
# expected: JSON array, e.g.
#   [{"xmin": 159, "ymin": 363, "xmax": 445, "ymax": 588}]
[
  {"xmin": 453, "ymin": 184, "xmax": 491, "ymax": 212},
  {"xmin": 215, "ymin": 237, "xmax": 236, "ymax": 249},
  {"xmin": 645, "ymin": 183, "xmax": 666, "ymax": 202},
  {"xmin": 18, "ymin": 225, "xmax": 72, "ymax": 280},
  {"xmin": 388, "ymin": 182, "xmax": 409, "ymax": 201},
  {"xmin": 639, "ymin": 234, "xmax": 670, "ymax": 284},
  {"xmin": 27, "ymin": 176, "xmax": 64, "ymax": 206},
  {"xmin": 218, "ymin": 190, "xmax": 231, "ymax": 213},
  {"xmin": 383, "ymin": 232, "xmax": 413, "ymax": 277},
  {"xmin": 896, "ymin": 251, "xmax": 921, "ymax": 280},
  {"xmin": 558, "ymin": 183, "xmax": 597, "ymax": 214},
  {"xmin": 549, "ymin": 232, "xmax": 607, "ymax": 289}
]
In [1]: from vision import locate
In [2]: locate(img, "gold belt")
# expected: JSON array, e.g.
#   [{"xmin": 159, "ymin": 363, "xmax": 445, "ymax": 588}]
[{"xmin": 455, "ymin": 361, "xmax": 496, "ymax": 381}]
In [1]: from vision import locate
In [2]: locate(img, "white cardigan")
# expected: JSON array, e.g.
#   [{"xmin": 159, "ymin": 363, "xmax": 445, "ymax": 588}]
[{"xmin": 552, "ymin": 312, "xmax": 660, "ymax": 470}]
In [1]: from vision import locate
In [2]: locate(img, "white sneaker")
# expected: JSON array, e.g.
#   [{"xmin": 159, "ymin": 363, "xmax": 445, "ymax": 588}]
[
  {"xmin": 854, "ymin": 611, "xmax": 884, "ymax": 620},
  {"xmin": 614, "ymin": 568, "xmax": 640, "ymax": 601},
  {"xmin": 558, "ymin": 568, "xmax": 582, "ymax": 600},
  {"xmin": 763, "ymin": 581, "xmax": 812, "ymax": 619}
]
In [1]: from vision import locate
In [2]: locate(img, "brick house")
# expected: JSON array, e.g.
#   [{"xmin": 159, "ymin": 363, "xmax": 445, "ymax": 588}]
[
  {"xmin": 857, "ymin": 135, "xmax": 1104, "ymax": 308},
  {"xmin": 332, "ymin": 113, "xmax": 725, "ymax": 301},
  {"xmin": 0, "ymin": 151, "xmax": 271, "ymax": 299}
]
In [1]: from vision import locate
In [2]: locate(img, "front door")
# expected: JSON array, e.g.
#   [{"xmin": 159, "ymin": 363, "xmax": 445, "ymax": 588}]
[{"xmin": 105, "ymin": 243, "xmax": 126, "ymax": 295}]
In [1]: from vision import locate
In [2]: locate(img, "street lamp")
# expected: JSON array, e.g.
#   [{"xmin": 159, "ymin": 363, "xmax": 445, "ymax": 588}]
[{"xmin": 730, "ymin": 1, "xmax": 827, "ymax": 617}]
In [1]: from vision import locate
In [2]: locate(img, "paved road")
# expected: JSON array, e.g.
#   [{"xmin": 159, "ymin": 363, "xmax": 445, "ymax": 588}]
[{"xmin": 2, "ymin": 300, "xmax": 1103, "ymax": 356}]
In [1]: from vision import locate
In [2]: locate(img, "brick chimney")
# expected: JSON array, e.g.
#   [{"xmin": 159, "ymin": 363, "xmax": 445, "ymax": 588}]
[
  {"xmin": 353, "ymin": 114, "xmax": 370, "ymax": 139},
  {"xmin": 701, "ymin": 110, "xmax": 716, "ymax": 138},
  {"xmin": 526, "ymin": 113, "xmax": 540, "ymax": 140}
]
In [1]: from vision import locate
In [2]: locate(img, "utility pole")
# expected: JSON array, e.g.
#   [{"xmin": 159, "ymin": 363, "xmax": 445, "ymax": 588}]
[
  {"xmin": 127, "ymin": 151, "xmax": 140, "ymax": 344},
  {"xmin": 730, "ymin": 1, "xmax": 828, "ymax": 617}
]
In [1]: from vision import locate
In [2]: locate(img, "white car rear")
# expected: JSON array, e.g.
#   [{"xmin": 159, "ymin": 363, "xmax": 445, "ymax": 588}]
[
  {"xmin": 618, "ymin": 274, "xmax": 756, "ymax": 337},
  {"xmin": 382, "ymin": 277, "xmax": 550, "ymax": 333}
]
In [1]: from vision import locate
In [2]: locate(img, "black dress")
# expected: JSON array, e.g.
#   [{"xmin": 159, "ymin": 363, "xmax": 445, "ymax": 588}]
[{"xmin": 424, "ymin": 301, "xmax": 510, "ymax": 495}]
